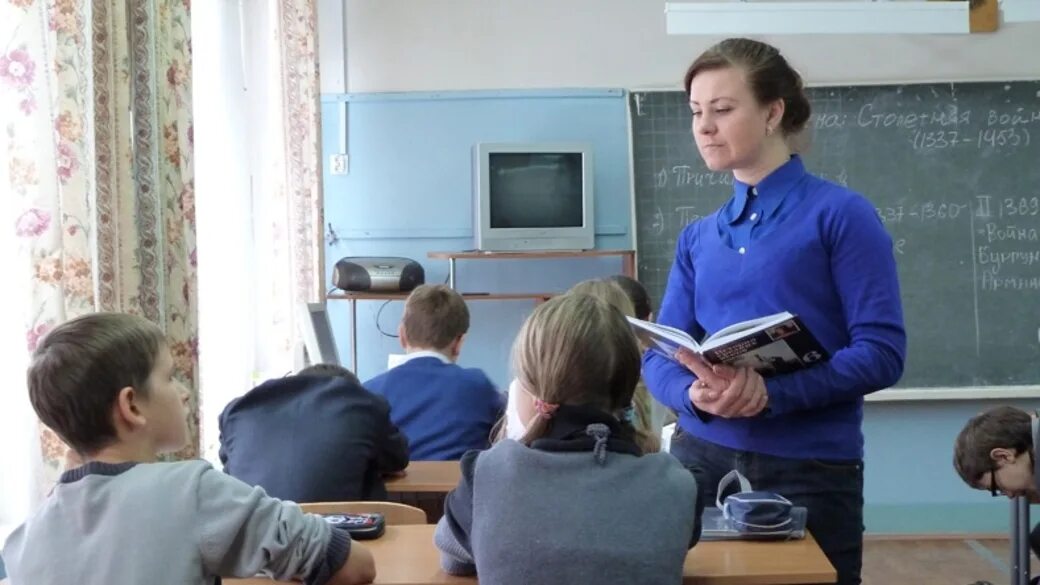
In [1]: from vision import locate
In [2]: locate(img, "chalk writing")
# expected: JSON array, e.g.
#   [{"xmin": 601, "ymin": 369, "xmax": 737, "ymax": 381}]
[
  {"xmin": 986, "ymin": 109, "xmax": 1040, "ymax": 127},
  {"xmin": 875, "ymin": 202, "xmax": 970, "ymax": 225},
  {"xmin": 857, "ymin": 103, "xmax": 970, "ymax": 129}
]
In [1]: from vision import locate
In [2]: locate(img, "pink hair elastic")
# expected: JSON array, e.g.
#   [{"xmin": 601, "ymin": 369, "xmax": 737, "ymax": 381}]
[{"xmin": 534, "ymin": 398, "xmax": 560, "ymax": 418}]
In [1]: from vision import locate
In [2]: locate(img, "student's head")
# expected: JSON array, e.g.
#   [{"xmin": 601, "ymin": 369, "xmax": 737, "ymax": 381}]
[
  {"xmin": 683, "ymin": 38, "xmax": 810, "ymax": 173},
  {"xmin": 27, "ymin": 312, "xmax": 189, "ymax": 459},
  {"xmin": 399, "ymin": 284, "xmax": 469, "ymax": 361},
  {"xmin": 567, "ymin": 279, "xmax": 635, "ymax": 318},
  {"xmin": 607, "ymin": 274, "xmax": 652, "ymax": 321},
  {"xmin": 563, "ymin": 279, "xmax": 659, "ymax": 453},
  {"xmin": 297, "ymin": 363, "xmax": 360, "ymax": 386},
  {"xmin": 954, "ymin": 406, "xmax": 1037, "ymax": 500},
  {"xmin": 511, "ymin": 293, "xmax": 641, "ymax": 444}
]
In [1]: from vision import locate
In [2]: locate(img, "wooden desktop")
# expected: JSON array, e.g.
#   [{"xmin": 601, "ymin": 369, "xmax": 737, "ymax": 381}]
[{"xmin": 367, "ymin": 524, "xmax": 836, "ymax": 585}]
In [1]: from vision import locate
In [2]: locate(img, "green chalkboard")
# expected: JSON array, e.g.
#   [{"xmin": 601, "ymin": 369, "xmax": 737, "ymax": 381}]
[{"xmin": 630, "ymin": 81, "xmax": 1040, "ymax": 389}]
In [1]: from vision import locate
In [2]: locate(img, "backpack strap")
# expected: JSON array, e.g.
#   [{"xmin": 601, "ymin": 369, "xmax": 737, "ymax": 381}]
[{"xmin": 714, "ymin": 469, "xmax": 753, "ymax": 511}]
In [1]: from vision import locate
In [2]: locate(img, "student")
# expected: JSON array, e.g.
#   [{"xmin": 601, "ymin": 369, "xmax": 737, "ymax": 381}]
[
  {"xmin": 435, "ymin": 294, "xmax": 701, "ymax": 585},
  {"xmin": 219, "ymin": 363, "xmax": 409, "ymax": 503},
  {"xmin": 2, "ymin": 313, "xmax": 375, "ymax": 585},
  {"xmin": 365, "ymin": 284, "xmax": 502, "ymax": 461},
  {"xmin": 953, "ymin": 406, "xmax": 1040, "ymax": 502},
  {"xmin": 608, "ymin": 274, "xmax": 677, "ymax": 434},
  {"xmin": 642, "ymin": 37, "xmax": 906, "ymax": 585},
  {"xmin": 955, "ymin": 406, "xmax": 1040, "ymax": 585},
  {"xmin": 502, "ymin": 277, "xmax": 665, "ymax": 451},
  {"xmin": 563, "ymin": 278, "xmax": 661, "ymax": 452}
]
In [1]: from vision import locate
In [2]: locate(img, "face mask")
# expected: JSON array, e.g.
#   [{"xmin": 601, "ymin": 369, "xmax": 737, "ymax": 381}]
[{"xmin": 505, "ymin": 378, "xmax": 527, "ymax": 441}]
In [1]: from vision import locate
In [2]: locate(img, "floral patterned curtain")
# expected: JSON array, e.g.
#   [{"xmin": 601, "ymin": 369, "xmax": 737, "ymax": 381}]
[
  {"xmin": 1, "ymin": 0, "xmax": 197, "ymax": 485},
  {"xmin": 278, "ymin": 0, "xmax": 325, "ymax": 306}
]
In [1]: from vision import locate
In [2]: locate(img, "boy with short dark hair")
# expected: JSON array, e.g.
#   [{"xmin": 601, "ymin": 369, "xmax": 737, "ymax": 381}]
[
  {"xmin": 365, "ymin": 285, "xmax": 503, "ymax": 461},
  {"xmin": 2, "ymin": 313, "xmax": 375, "ymax": 585},
  {"xmin": 953, "ymin": 405, "xmax": 1039, "ymax": 502}
]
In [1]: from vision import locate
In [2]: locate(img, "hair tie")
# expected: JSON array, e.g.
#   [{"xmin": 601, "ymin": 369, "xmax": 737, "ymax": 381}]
[
  {"xmin": 534, "ymin": 398, "xmax": 559, "ymax": 418},
  {"xmin": 620, "ymin": 405, "xmax": 635, "ymax": 423}
]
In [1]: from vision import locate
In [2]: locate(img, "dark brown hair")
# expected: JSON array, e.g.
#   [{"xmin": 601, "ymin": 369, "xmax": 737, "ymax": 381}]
[
  {"xmin": 297, "ymin": 363, "xmax": 360, "ymax": 386},
  {"xmin": 953, "ymin": 406, "xmax": 1033, "ymax": 486},
  {"xmin": 608, "ymin": 274, "xmax": 652, "ymax": 321},
  {"xmin": 28, "ymin": 313, "xmax": 167, "ymax": 454},
  {"xmin": 683, "ymin": 37, "xmax": 811, "ymax": 136},
  {"xmin": 402, "ymin": 284, "xmax": 470, "ymax": 350}
]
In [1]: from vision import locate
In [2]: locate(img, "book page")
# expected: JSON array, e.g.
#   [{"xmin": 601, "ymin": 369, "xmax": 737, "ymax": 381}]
[
  {"xmin": 626, "ymin": 317, "xmax": 701, "ymax": 355},
  {"xmin": 703, "ymin": 312, "xmax": 793, "ymax": 350}
]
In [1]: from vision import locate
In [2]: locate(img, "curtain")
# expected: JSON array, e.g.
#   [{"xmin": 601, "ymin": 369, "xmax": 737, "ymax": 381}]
[
  {"xmin": 0, "ymin": 0, "xmax": 197, "ymax": 504},
  {"xmin": 193, "ymin": 0, "xmax": 324, "ymax": 461}
]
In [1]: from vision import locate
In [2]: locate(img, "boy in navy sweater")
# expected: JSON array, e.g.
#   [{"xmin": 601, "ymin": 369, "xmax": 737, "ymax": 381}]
[{"xmin": 365, "ymin": 285, "xmax": 502, "ymax": 461}]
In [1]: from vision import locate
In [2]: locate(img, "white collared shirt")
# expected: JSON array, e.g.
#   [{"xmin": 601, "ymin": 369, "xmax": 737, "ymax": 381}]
[{"xmin": 397, "ymin": 350, "xmax": 452, "ymax": 366}]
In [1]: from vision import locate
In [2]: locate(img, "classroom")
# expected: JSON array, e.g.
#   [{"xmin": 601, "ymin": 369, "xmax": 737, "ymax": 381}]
[{"xmin": 1, "ymin": 1, "xmax": 1039, "ymax": 584}]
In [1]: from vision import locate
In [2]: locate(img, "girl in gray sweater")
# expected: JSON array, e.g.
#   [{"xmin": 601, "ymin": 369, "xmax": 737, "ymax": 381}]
[{"xmin": 435, "ymin": 293, "xmax": 702, "ymax": 585}]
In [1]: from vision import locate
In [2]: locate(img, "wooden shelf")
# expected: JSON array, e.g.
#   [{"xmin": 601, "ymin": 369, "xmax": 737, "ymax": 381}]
[
  {"xmin": 327, "ymin": 291, "xmax": 555, "ymax": 301},
  {"xmin": 330, "ymin": 250, "xmax": 634, "ymax": 372},
  {"xmin": 428, "ymin": 249, "xmax": 634, "ymax": 260}
]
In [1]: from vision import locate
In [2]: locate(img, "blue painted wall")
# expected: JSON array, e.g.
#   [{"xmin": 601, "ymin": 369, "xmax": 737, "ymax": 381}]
[
  {"xmin": 321, "ymin": 89, "xmax": 633, "ymax": 387},
  {"xmin": 321, "ymin": 88, "xmax": 1031, "ymax": 535}
]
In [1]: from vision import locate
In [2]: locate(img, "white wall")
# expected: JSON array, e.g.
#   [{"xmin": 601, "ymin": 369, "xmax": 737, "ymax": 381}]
[
  {"xmin": 335, "ymin": 0, "xmax": 1040, "ymax": 92},
  {"xmin": 318, "ymin": 0, "xmax": 346, "ymax": 93}
]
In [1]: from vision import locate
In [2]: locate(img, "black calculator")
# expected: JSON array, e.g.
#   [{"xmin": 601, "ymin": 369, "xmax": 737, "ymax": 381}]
[{"xmin": 321, "ymin": 513, "xmax": 386, "ymax": 540}]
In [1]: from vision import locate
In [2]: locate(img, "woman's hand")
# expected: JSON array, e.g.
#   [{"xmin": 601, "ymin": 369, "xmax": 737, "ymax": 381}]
[{"xmin": 677, "ymin": 350, "xmax": 769, "ymax": 418}]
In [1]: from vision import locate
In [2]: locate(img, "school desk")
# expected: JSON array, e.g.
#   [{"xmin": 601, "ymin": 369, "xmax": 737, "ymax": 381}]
[
  {"xmin": 224, "ymin": 523, "xmax": 835, "ymax": 585},
  {"xmin": 384, "ymin": 461, "xmax": 461, "ymax": 523},
  {"xmin": 385, "ymin": 461, "xmax": 462, "ymax": 493},
  {"xmin": 367, "ymin": 524, "xmax": 836, "ymax": 585}
]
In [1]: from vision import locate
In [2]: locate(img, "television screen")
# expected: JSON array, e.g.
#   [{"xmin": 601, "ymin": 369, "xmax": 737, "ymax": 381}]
[{"xmin": 488, "ymin": 152, "xmax": 584, "ymax": 229}]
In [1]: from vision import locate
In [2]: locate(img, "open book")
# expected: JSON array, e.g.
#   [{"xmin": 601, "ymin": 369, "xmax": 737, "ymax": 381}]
[{"xmin": 627, "ymin": 312, "xmax": 829, "ymax": 376}]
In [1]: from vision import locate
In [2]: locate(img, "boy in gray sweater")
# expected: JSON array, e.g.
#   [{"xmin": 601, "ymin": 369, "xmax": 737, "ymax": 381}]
[{"xmin": 1, "ymin": 313, "xmax": 375, "ymax": 585}]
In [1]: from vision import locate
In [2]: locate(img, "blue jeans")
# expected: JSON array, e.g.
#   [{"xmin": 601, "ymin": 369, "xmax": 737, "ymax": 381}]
[{"xmin": 671, "ymin": 428, "xmax": 864, "ymax": 585}]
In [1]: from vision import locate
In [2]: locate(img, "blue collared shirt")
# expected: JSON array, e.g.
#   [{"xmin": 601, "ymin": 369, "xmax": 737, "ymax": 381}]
[
  {"xmin": 642, "ymin": 155, "xmax": 907, "ymax": 460},
  {"xmin": 718, "ymin": 155, "xmax": 812, "ymax": 252}
]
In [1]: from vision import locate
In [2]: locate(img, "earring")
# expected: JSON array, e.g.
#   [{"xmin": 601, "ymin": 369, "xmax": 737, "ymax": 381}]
[{"xmin": 766, "ymin": 125, "xmax": 775, "ymax": 136}]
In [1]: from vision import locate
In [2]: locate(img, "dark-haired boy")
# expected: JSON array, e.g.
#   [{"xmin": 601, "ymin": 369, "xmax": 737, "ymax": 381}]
[{"xmin": 2, "ymin": 313, "xmax": 375, "ymax": 585}]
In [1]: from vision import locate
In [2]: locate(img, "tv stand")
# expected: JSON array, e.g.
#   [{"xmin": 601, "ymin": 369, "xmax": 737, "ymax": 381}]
[{"xmin": 427, "ymin": 249, "xmax": 636, "ymax": 288}]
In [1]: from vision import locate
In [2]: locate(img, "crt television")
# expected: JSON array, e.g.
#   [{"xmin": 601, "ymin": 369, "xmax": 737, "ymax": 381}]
[{"xmin": 472, "ymin": 142, "xmax": 595, "ymax": 251}]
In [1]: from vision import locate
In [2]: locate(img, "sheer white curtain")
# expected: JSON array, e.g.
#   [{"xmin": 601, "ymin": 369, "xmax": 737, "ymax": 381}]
[
  {"xmin": 193, "ymin": 0, "xmax": 322, "ymax": 462},
  {"xmin": 0, "ymin": 12, "xmax": 33, "ymax": 538},
  {"xmin": 0, "ymin": 181, "xmax": 36, "ymax": 542}
]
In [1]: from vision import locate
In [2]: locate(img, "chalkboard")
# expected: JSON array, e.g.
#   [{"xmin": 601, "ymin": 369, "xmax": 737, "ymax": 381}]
[{"xmin": 630, "ymin": 81, "xmax": 1040, "ymax": 389}]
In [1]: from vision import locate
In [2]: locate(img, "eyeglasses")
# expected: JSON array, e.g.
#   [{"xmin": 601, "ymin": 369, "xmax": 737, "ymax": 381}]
[{"xmin": 989, "ymin": 463, "xmax": 1001, "ymax": 498}]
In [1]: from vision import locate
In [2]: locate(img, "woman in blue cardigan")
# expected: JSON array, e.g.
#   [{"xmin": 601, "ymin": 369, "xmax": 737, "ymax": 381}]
[{"xmin": 642, "ymin": 38, "xmax": 907, "ymax": 585}]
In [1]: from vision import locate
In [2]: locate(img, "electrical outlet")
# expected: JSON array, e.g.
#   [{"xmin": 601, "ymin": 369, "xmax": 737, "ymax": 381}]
[{"xmin": 329, "ymin": 154, "xmax": 349, "ymax": 175}]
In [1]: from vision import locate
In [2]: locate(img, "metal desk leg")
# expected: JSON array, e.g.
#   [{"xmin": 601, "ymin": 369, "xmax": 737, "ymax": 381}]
[
  {"xmin": 1022, "ymin": 497, "xmax": 1032, "ymax": 585},
  {"xmin": 1012, "ymin": 496, "xmax": 1031, "ymax": 585},
  {"xmin": 350, "ymin": 298, "xmax": 358, "ymax": 373},
  {"xmin": 448, "ymin": 258, "xmax": 457, "ymax": 289}
]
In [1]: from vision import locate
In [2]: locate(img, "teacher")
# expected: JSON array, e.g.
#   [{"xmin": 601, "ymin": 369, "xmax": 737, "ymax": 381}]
[{"xmin": 642, "ymin": 38, "xmax": 906, "ymax": 585}]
